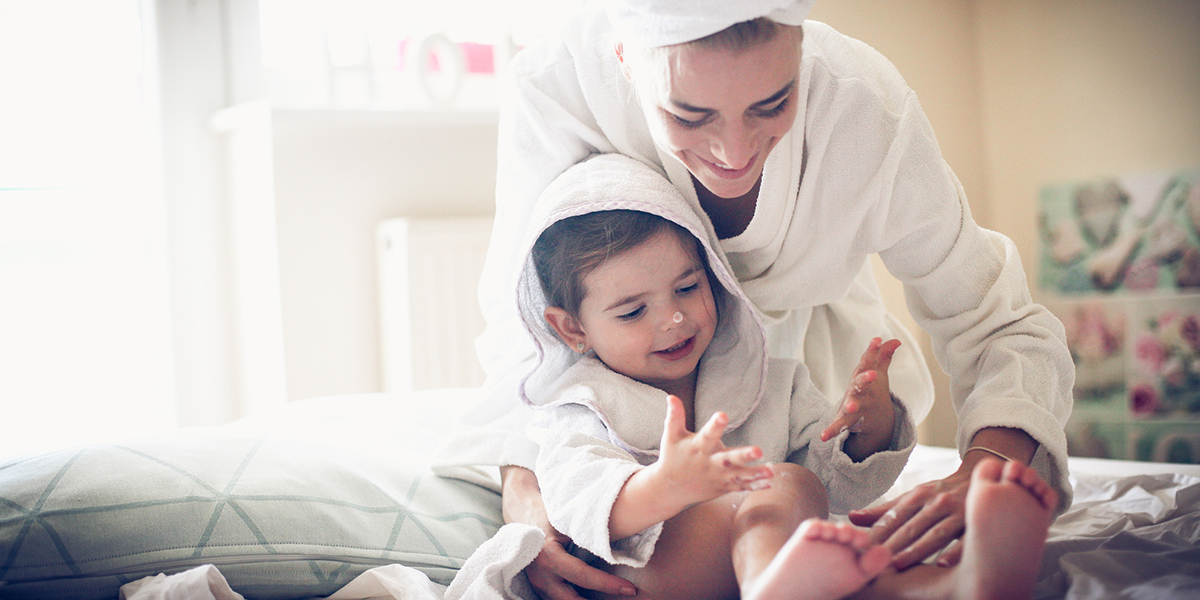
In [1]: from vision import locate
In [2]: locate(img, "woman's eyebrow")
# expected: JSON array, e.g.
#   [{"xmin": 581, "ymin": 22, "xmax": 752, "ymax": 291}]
[
  {"xmin": 669, "ymin": 79, "xmax": 796, "ymax": 113},
  {"xmin": 669, "ymin": 99, "xmax": 714, "ymax": 115},
  {"xmin": 751, "ymin": 79, "xmax": 796, "ymax": 107}
]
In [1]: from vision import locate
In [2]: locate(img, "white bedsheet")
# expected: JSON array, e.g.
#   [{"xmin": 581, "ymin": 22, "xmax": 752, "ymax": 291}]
[{"xmin": 119, "ymin": 394, "xmax": 1200, "ymax": 600}]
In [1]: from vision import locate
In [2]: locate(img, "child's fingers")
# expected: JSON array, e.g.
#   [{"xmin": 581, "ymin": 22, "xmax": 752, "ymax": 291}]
[
  {"xmin": 696, "ymin": 410, "xmax": 730, "ymax": 447},
  {"xmin": 873, "ymin": 338, "xmax": 901, "ymax": 373},
  {"xmin": 726, "ymin": 462, "xmax": 774, "ymax": 490},
  {"xmin": 821, "ymin": 410, "xmax": 858, "ymax": 441},
  {"xmin": 879, "ymin": 338, "xmax": 901, "ymax": 362},
  {"xmin": 715, "ymin": 444, "xmax": 763, "ymax": 468},
  {"xmin": 660, "ymin": 395, "xmax": 690, "ymax": 444},
  {"xmin": 853, "ymin": 337, "xmax": 883, "ymax": 373},
  {"xmin": 850, "ymin": 370, "xmax": 877, "ymax": 394}
]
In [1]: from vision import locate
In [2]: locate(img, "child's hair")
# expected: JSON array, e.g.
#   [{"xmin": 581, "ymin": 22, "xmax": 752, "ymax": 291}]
[{"xmin": 531, "ymin": 210, "xmax": 709, "ymax": 317}]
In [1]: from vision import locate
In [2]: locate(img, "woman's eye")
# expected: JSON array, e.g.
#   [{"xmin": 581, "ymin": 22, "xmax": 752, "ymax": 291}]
[
  {"xmin": 617, "ymin": 306, "xmax": 645, "ymax": 321},
  {"xmin": 668, "ymin": 111, "xmax": 710, "ymax": 129},
  {"xmin": 753, "ymin": 96, "xmax": 790, "ymax": 118}
]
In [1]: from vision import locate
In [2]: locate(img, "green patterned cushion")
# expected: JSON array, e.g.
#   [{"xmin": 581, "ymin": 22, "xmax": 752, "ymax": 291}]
[{"xmin": 0, "ymin": 432, "xmax": 502, "ymax": 600}]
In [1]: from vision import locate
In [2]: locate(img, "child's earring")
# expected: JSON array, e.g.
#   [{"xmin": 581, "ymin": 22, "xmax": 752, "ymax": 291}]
[{"xmin": 576, "ymin": 342, "xmax": 586, "ymax": 353}]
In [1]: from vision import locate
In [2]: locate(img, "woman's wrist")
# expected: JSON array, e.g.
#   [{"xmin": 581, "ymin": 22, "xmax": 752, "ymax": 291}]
[
  {"xmin": 959, "ymin": 427, "xmax": 1038, "ymax": 473},
  {"xmin": 500, "ymin": 465, "xmax": 543, "ymax": 526}
]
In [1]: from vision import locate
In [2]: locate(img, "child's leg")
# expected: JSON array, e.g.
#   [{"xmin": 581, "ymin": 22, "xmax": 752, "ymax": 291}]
[
  {"xmin": 851, "ymin": 458, "xmax": 1058, "ymax": 600},
  {"xmin": 739, "ymin": 464, "xmax": 891, "ymax": 600},
  {"xmin": 589, "ymin": 464, "xmax": 887, "ymax": 600},
  {"xmin": 586, "ymin": 489, "xmax": 745, "ymax": 600}
]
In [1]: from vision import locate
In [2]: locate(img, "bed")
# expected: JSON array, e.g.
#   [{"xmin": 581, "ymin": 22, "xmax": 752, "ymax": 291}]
[{"xmin": 2, "ymin": 388, "xmax": 1198, "ymax": 600}]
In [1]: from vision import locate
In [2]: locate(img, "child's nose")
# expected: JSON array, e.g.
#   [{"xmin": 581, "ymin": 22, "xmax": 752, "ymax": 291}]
[{"xmin": 662, "ymin": 309, "xmax": 684, "ymax": 330}]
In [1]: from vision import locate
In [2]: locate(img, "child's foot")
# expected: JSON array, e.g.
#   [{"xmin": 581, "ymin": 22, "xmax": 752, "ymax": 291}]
[
  {"xmin": 744, "ymin": 518, "xmax": 891, "ymax": 600},
  {"xmin": 955, "ymin": 458, "xmax": 1057, "ymax": 600}
]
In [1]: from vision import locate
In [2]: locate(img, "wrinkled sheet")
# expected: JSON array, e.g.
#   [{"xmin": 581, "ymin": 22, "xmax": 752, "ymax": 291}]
[
  {"xmin": 1036, "ymin": 471, "xmax": 1200, "ymax": 599},
  {"xmin": 885, "ymin": 445, "xmax": 1200, "ymax": 600},
  {"xmin": 120, "ymin": 524, "xmax": 544, "ymax": 600},
  {"xmin": 118, "ymin": 393, "xmax": 1200, "ymax": 600}
]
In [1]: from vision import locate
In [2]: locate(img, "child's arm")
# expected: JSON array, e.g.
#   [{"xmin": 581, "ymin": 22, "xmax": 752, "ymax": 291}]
[
  {"xmin": 609, "ymin": 395, "xmax": 773, "ymax": 540},
  {"xmin": 819, "ymin": 338, "xmax": 901, "ymax": 462}
]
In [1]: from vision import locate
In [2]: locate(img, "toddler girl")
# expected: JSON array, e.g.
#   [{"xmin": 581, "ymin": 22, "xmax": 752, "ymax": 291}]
[{"xmin": 517, "ymin": 154, "xmax": 916, "ymax": 600}]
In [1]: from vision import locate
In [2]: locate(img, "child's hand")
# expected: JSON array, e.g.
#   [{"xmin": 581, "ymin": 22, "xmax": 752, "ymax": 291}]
[
  {"xmin": 610, "ymin": 395, "xmax": 774, "ymax": 539},
  {"xmin": 820, "ymin": 338, "xmax": 900, "ymax": 462},
  {"xmin": 653, "ymin": 394, "xmax": 775, "ymax": 508}
]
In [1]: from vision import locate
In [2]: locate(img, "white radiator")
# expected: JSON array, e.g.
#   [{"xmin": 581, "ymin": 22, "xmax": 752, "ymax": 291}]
[{"xmin": 377, "ymin": 217, "xmax": 493, "ymax": 391}]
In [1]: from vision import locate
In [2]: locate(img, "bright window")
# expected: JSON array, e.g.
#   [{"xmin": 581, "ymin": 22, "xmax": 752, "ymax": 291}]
[
  {"xmin": 258, "ymin": 0, "xmax": 591, "ymax": 109},
  {"xmin": 0, "ymin": 0, "xmax": 172, "ymax": 457}
]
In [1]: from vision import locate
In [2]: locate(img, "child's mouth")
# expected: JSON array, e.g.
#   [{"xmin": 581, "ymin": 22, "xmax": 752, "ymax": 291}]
[{"xmin": 655, "ymin": 337, "xmax": 695, "ymax": 361}]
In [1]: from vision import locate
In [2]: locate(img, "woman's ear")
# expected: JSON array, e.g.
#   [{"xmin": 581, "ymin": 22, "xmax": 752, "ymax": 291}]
[
  {"xmin": 614, "ymin": 41, "xmax": 634, "ymax": 81},
  {"xmin": 544, "ymin": 307, "xmax": 587, "ymax": 352}
]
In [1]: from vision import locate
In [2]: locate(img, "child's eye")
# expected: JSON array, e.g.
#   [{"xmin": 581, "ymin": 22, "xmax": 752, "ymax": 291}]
[
  {"xmin": 677, "ymin": 282, "xmax": 699, "ymax": 295},
  {"xmin": 617, "ymin": 306, "xmax": 645, "ymax": 321}
]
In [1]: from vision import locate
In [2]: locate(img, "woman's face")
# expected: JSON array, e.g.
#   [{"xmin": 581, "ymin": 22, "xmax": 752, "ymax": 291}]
[{"xmin": 631, "ymin": 31, "xmax": 801, "ymax": 200}]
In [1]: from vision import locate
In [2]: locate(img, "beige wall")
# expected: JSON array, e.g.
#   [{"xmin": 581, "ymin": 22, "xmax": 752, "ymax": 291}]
[
  {"xmin": 811, "ymin": 0, "xmax": 1200, "ymax": 446},
  {"xmin": 243, "ymin": 1, "xmax": 1199, "ymax": 437}
]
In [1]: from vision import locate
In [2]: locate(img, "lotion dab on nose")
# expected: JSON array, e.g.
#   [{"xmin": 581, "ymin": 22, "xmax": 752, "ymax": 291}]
[{"xmin": 673, "ymin": 311, "xmax": 684, "ymax": 323}]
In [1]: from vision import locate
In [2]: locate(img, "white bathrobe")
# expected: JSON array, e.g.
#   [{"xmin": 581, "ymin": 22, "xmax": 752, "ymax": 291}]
[
  {"xmin": 515, "ymin": 154, "xmax": 916, "ymax": 566},
  {"xmin": 456, "ymin": 5, "xmax": 1074, "ymax": 509}
]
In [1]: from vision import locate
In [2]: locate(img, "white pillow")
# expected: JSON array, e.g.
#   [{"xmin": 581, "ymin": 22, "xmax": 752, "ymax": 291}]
[{"xmin": 0, "ymin": 429, "xmax": 501, "ymax": 600}]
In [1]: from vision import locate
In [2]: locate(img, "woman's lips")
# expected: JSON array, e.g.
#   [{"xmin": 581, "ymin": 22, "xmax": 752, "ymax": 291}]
[
  {"xmin": 701, "ymin": 154, "xmax": 757, "ymax": 180},
  {"xmin": 655, "ymin": 336, "xmax": 696, "ymax": 361}
]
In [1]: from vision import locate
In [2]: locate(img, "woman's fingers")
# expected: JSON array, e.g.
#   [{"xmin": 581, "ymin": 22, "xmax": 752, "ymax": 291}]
[
  {"xmin": 935, "ymin": 538, "xmax": 964, "ymax": 568},
  {"xmin": 865, "ymin": 488, "xmax": 932, "ymax": 546},
  {"xmin": 528, "ymin": 537, "xmax": 636, "ymax": 599},
  {"xmin": 889, "ymin": 511, "xmax": 965, "ymax": 570},
  {"xmin": 848, "ymin": 497, "xmax": 896, "ymax": 528},
  {"xmin": 870, "ymin": 487, "xmax": 966, "ymax": 570}
]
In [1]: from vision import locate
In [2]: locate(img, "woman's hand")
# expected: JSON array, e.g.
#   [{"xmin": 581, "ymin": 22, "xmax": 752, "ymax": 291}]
[
  {"xmin": 847, "ymin": 468, "xmax": 970, "ymax": 569},
  {"xmin": 820, "ymin": 337, "xmax": 900, "ymax": 461},
  {"xmin": 500, "ymin": 466, "xmax": 637, "ymax": 599},
  {"xmin": 847, "ymin": 427, "xmax": 1040, "ymax": 570}
]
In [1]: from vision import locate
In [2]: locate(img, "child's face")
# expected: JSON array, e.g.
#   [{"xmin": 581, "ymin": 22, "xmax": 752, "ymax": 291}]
[{"xmin": 573, "ymin": 230, "xmax": 718, "ymax": 390}]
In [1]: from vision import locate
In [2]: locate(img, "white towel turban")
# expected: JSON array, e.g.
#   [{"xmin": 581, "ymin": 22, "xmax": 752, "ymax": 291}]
[{"xmin": 606, "ymin": 0, "xmax": 816, "ymax": 48}]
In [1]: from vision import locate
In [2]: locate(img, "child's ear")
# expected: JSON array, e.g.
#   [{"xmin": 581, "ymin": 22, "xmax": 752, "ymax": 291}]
[{"xmin": 544, "ymin": 307, "xmax": 587, "ymax": 352}]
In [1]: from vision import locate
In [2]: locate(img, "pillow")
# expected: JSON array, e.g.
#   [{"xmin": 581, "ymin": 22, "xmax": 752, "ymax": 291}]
[{"xmin": 0, "ymin": 431, "xmax": 502, "ymax": 600}]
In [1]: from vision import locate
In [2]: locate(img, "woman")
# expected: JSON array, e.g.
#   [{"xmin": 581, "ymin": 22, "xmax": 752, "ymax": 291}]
[{"xmin": 453, "ymin": 0, "xmax": 1074, "ymax": 597}]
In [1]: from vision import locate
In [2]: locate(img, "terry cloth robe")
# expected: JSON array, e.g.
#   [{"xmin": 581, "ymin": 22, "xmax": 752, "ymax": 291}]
[
  {"xmin": 447, "ymin": 5, "xmax": 1074, "ymax": 511},
  {"xmin": 519, "ymin": 155, "xmax": 916, "ymax": 567}
]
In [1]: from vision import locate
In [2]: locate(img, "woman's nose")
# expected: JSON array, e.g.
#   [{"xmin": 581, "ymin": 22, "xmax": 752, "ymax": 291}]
[{"xmin": 710, "ymin": 121, "xmax": 757, "ymax": 169}]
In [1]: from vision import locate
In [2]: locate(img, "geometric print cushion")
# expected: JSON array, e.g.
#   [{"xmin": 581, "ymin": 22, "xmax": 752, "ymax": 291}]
[{"xmin": 0, "ymin": 434, "xmax": 502, "ymax": 600}]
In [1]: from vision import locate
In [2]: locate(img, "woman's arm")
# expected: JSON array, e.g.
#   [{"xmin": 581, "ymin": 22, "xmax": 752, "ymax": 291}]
[
  {"xmin": 847, "ymin": 426, "xmax": 1037, "ymax": 569},
  {"xmin": 500, "ymin": 466, "xmax": 638, "ymax": 600}
]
